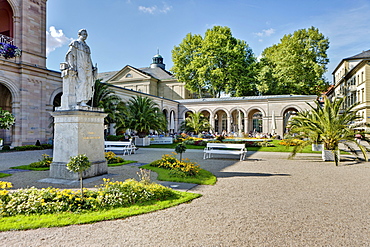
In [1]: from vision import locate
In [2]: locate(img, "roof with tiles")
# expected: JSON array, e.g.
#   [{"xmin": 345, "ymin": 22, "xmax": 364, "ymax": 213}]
[
  {"xmin": 344, "ymin": 49, "xmax": 370, "ymax": 60},
  {"xmin": 98, "ymin": 66, "xmax": 175, "ymax": 82}
]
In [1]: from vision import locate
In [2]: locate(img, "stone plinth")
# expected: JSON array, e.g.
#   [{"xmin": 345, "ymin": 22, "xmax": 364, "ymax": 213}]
[{"xmin": 50, "ymin": 109, "xmax": 108, "ymax": 179}]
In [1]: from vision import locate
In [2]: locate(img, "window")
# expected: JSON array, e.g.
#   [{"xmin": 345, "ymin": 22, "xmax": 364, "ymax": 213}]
[{"xmin": 125, "ymin": 73, "xmax": 132, "ymax": 78}]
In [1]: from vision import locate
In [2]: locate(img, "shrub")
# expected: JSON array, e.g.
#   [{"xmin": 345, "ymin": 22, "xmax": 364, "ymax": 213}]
[
  {"xmin": 279, "ymin": 139, "xmax": 304, "ymax": 146},
  {"xmin": 150, "ymin": 154, "xmax": 200, "ymax": 177},
  {"xmin": 41, "ymin": 144, "xmax": 53, "ymax": 149},
  {"xmin": 105, "ymin": 151, "xmax": 124, "ymax": 164},
  {"xmin": 106, "ymin": 135, "xmax": 124, "ymax": 141},
  {"xmin": 29, "ymin": 154, "xmax": 53, "ymax": 168},
  {"xmin": 0, "ymin": 179, "xmax": 176, "ymax": 217},
  {"xmin": 1, "ymin": 145, "xmax": 10, "ymax": 151},
  {"xmin": 14, "ymin": 145, "xmax": 44, "ymax": 151}
]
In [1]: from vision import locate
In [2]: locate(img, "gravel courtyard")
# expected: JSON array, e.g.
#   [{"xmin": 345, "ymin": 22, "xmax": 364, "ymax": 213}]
[{"xmin": 0, "ymin": 149, "xmax": 369, "ymax": 246}]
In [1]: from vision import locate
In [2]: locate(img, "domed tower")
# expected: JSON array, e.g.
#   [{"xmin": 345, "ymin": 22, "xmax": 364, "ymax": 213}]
[{"xmin": 150, "ymin": 50, "xmax": 165, "ymax": 69}]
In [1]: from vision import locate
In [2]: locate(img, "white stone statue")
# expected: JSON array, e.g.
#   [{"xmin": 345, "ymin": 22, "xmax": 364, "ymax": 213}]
[{"xmin": 60, "ymin": 29, "xmax": 97, "ymax": 109}]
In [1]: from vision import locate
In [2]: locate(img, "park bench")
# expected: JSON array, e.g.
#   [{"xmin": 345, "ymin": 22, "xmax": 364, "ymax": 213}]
[
  {"xmin": 203, "ymin": 143, "xmax": 247, "ymax": 161},
  {"xmin": 104, "ymin": 141, "xmax": 136, "ymax": 156}
]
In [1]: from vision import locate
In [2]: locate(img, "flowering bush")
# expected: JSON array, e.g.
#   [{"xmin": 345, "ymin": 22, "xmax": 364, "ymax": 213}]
[
  {"xmin": 150, "ymin": 154, "xmax": 200, "ymax": 177},
  {"xmin": 105, "ymin": 151, "xmax": 124, "ymax": 164},
  {"xmin": 0, "ymin": 181, "xmax": 12, "ymax": 196},
  {"xmin": 29, "ymin": 154, "xmax": 53, "ymax": 168},
  {"xmin": 0, "ymin": 179, "xmax": 176, "ymax": 217},
  {"xmin": 279, "ymin": 139, "xmax": 304, "ymax": 146},
  {"xmin": 0, "ymin": 43, "xmax": 21, "ymax": 59},
  {"xmin": 0, "ymin": 108, "xmax": 15, "ymax": 130}
]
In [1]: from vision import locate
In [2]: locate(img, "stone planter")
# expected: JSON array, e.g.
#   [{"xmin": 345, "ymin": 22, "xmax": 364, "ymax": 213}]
[
  {"xmin": 322, "ymin": 149, "xmax": 340, "ymax": 161},
  {"xmin": 312, "ymin": 143, "xmax": 324, "ymax": 151},
  {"xmin": 135, "ymin": 137, "xmax": 150, "ymax": 146}
]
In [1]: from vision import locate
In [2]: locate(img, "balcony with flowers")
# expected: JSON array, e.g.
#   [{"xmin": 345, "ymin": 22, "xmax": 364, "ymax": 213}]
[{"xmin": 0, "ymin": 34, "xmax": 21, "ymax": 59}]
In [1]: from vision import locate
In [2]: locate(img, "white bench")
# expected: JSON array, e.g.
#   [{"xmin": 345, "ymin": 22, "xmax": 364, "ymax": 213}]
[
  {"xmin": 204, "ymin": 143, "xmax": 247, "ymax": 161},
  {"xmin": 104, "ymin": 141, "xmax": 136, "ymax": 156}
]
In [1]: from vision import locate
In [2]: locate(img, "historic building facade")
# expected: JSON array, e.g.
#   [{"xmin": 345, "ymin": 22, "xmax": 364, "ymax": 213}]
[
  {"xmin": 100, "ymin": 57, "xmax": 317, "ymax": 137},
  {"xmin": 1, "ymin": 0, "xmax": 317, "ymax": 146},
  {"xmin": 177, "ymin": 95, "xmax": 316, "ymax": 136},
  {"xmin": 0, "ymin": 0, "xmax": 62, "ymax": 146},
  {"xmin": 99, "ymin": 54, "xmax": 193, "ymax": 101},
  {"xmin": 331, "ymin": 50, "xmax": 370, "ymax": 128}
]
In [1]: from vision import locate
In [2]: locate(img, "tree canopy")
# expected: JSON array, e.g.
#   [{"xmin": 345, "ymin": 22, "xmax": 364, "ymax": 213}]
[
  {"xmin": 171, "ymin": 26, "xmax": 258, "ymax": 98},
  {"xmin": 257, "ymin": 26, "xmax": 329, "ymax": 95}
]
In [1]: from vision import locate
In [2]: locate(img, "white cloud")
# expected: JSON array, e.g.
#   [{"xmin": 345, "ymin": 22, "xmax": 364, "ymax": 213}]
[
  {"xmin": 138, "ymin": 3, "xmax": 172, "ymax": 14},
  {"xmin": 255, "ymin": 28, "xmax": 275, "ymax": 37},
  {"xmin": 139, "ymin": 5, "xmax": 157, "ymax": 14},
  {"xmin": 46, "ymin": 26, "xmax": 72, "ymax": 56}
]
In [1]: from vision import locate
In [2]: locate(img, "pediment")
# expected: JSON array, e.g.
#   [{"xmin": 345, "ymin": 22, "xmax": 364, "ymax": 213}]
[{"xmin": 108, "ymin": 65, "xmax": 152, "ymax": 82}]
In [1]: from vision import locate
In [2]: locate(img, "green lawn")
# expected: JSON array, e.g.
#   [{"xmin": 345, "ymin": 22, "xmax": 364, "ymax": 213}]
[
  {"xmin": 0, "ymin": 191, "xmax": 201, "ymax": 231},
  {"xmin": 108, "ymin": 160, "xmax": 137, "ymax": 167},
  {"xmin": 9, "ymin": 160, "xmax": 137, "ymax": 170},
  {"xmin": 141, "ymin": 164, "xmax": 217, "ymax": 185},
  {"xmin": 9, "ymin": 165, "xmax": 49, "ymax": 171},
  {"xmin": 147, "ymin": 140, "xmax": 321, "ymax": 153},
  {"xmin": 0, "ymin": 173, "xmax": 11, "ymax": 178}
]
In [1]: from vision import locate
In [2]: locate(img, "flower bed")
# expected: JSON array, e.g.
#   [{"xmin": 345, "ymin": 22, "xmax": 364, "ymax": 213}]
[
  {"xmin": 149, "ymin": 154, "xmax": 200, "ymax": 177},
  {"xmin": 0, "ymin": 179, "xmax": 176, "ymax": 217}
]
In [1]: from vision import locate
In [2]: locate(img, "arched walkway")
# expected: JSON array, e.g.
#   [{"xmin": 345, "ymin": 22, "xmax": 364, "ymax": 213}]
[{"xmin": 0, "ymin": 83, "xmax": 13, "ymax": 144}]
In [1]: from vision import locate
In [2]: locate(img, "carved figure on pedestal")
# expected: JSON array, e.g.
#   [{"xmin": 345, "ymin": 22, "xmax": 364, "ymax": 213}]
[{"xmin": 60, "ymin": 29, "xmax": 97, "ymax": 109}]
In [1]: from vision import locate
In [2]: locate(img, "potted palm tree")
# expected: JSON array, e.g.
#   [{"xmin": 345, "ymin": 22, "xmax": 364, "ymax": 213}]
[
  {"xmin": 121, "ymin": 95, "xmax": 167, "ymax": 146},
  {"xmin": 288, "ymin": 110, "xmax": 324, "ymax": 152},
  {"xmin": 180, "ymin": 112, "xmax": 211, "ymax": 135},
  {"xmin": 289, "ymin": 96, "xmax": 369, "ymax": 166}
]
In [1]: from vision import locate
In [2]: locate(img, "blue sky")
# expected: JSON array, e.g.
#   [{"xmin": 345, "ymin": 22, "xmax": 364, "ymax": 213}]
[{"xmin": 46, "ymin": 0, "xmax": 370, "ymax": 83}]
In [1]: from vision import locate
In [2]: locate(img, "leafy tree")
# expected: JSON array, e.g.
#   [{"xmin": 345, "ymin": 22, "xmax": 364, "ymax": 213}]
[
  {"xmin": 172, "ymin": 26, "xmax": 257, "ymax": 98},
  {"xmin": 120, "ymin": 95, "xmax": 167, "ymax": 138},
  {"xmin": 66, "ymin": 154, "xmax": 91, "ymax": 197},
  {"xmin": 288, "ymin": 96, "xmax": 369, "ymax": 166},
  {"xmin": 257, "ymin": 26, "xmax": 329, "ymax": 95},
  {"xmin": 0, "ymin": 108, "xmax": 15, "ymax": 130},
  {"xmin": 175, "ymin": 143, "xmax": 187, "ymax": 160},
  {"xmin": 180, "ymin": 112, "xmax": 210, "ymax": 134}
]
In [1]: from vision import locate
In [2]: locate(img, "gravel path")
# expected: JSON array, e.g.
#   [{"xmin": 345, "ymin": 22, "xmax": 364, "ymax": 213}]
[{"xmin": 0, "ymin": 149, "xmax": 369, "ymax": 246}]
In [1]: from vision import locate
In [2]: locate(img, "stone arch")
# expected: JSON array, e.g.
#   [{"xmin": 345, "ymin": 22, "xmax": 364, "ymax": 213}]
[
  {"xmin": 245, "ymin": 106, "xmax": 266, "ymax": 117},
  {"xmin": 212, "ymin": 107, "xmax": 231, "ymax": 118},
  {"xmin": 0, "ymin": 0, "xmax": 14, "ymax": 37},
  {"xmin": 49, "ymin": 87, "xmax": 63, "ymax": 110},
  {"xmin": 0, "ymin": 77, "xmax": 19, "ymax": 145},
  {"xmin": 230, "ymin": 107, "xmax": 246, "ymax": 134},
  {"xmin": 280, "ymin": 105, "xmax": 303, "ymax": 117},
  {"xmin": 0, "ymin": 76, "xmax": 20, "ymax": 103},
  {"xmin": 281, "ymin": 106, "xmax": 301, "ymax": 135},
  {"xmin": 180, "ymin": 108, "xmax": 195, "ymax": 120},
  {"xmin": 6, "ymin": 0, "xmax": 20, "ymax": 17},
  {"xmin": 246, "ymin": 107, "xmax": 266, "ymax": 134}
]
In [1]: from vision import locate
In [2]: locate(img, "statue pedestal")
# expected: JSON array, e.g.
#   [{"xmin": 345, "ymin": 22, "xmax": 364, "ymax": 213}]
[{"xmin": 50, "ymin": 109, "xmax": 108, "ymax": 180}]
